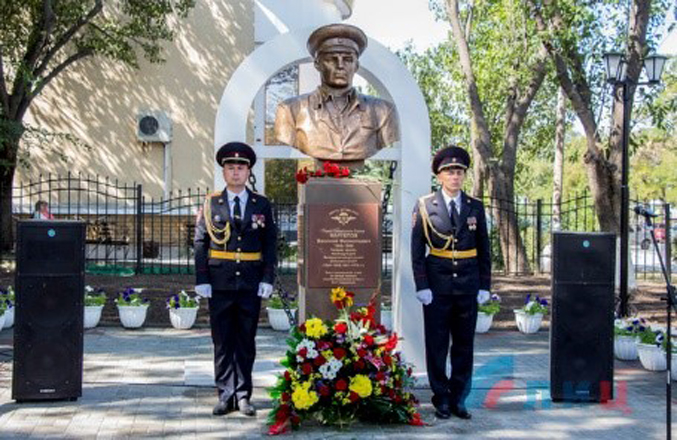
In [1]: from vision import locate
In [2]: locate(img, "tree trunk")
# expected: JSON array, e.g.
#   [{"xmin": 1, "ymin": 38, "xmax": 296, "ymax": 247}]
[
  {"xmin": 489, "ymin": 168, "xmax": 530, "ymax": 273},
  {"xmin": 552, "ymin": 87, "xmax": 565, "ymax": 232},
  {"xmin": 0, "ymin": 115, "xmax": 22, "ymax": 252},
  {"xmin": 0, "ymin": 155, "xmax": 16, "ymax": 253},
  {"xmin": 446, "ymin": 0, "xmax": 540, "ymax": 273}
]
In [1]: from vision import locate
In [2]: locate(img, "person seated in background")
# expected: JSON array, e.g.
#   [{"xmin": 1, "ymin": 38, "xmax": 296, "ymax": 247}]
[{"xmin": 32, "ymin": 200, "xmax": 54, "ymax": 219}]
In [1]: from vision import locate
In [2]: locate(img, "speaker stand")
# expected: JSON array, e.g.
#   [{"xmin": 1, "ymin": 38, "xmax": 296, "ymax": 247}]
[{"xmin": 642, "ymin": 214, "xmax": 677, "ymax": 440}]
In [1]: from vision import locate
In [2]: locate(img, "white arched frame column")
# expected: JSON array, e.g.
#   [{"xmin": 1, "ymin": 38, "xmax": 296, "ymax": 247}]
[{"xmin": 214, "ymin": 27, "xmax": 431, "ymax": 373}]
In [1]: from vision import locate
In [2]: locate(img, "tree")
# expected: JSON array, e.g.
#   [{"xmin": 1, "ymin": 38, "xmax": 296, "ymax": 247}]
[
  {"xmin": 0, "ymin": 0, "xmax": 196, "ymax": 252},
  {"xmin": 551, "ymin": 87, "xmax": 566, "ymax": 231},
  {"xmin": 438, "ymin": 0, "xmax": 553, "ymax": 272},
  {"xmin": 527, "ymin": 0, "xmax": 671, "ymax": 233}
]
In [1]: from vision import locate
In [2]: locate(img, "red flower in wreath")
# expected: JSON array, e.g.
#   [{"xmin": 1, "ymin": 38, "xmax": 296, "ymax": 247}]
[
  {"xmin": 334, "ymin": 322, "xmax": 348, "ymax": 334},
  {"xmin": 335, "ymin": 379, "xmax": 348, "ymax": 391},
  {"xmin": 333, "ymin": 347, "xmax": 347, "ymax": 359}
]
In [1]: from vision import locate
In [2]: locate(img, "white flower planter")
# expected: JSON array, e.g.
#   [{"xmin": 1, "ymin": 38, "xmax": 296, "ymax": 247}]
[
  {"xmin": 476, "ymin": 312, "xmax": 494, "ymax": 334},
  {"xmin": 381, "ymin": 310, "xmax": 392, "ymax": 331},
  {"xmin": 267, "ymin": 307, "xmax": 296, "ymax": 331},
  {"xmin": 637, "ymin": 343, "xmax": 667, "ymax": 371},
  {"xmin": 614, "ymin": 335, "xmax": 639, "ymax": 360},
  {"xmin": 3, "ymin": 306, "xmax": 14, "ymax": 328},
  {"xmin": 0, "ymin": 311, "xmax": 6, "ymax": 330},
  {"xmin": 117, "ymin": 305, "xmax": 149, "ymax": 329},
  {"xmin": 169, "ymin": 307, "xmax": 198, "ymax": 329},
  {"xmin": 84, "ymin": 305, "xmax": 104, "ymax": 329},
  {"xmin": 514, "ymin": 310, "xmax": 543, "ymax": 334}
]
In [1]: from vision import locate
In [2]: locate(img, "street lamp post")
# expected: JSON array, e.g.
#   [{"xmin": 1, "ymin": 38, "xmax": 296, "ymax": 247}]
[
  {"xmin": 602, "ymin": 51, "xmax": 667, "ymax": 318},
  {"xmin": 603, "ymin": 50, "xmax": 669, "ymax": 438}
]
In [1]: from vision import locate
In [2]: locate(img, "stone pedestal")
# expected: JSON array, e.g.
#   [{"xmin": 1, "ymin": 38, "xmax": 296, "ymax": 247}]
[{"xmin": 298, "ymin": 179, "xmax": 382, "ymax": 322}]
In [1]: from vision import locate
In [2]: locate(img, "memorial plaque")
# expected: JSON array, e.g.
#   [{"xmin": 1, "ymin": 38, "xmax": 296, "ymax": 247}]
[
  {"xmin": 297, "ymin": 179, "xmax": 382, "ymax": 321},
  {"xmin": 307, "ymin": 204, "xmax": 379, "ymax": 288}
]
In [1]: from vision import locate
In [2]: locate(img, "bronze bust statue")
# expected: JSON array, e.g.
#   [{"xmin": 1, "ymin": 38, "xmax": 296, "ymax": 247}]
[{"xmin": 274, "ymin": 24, "xmax": 400, "ymax": 165}]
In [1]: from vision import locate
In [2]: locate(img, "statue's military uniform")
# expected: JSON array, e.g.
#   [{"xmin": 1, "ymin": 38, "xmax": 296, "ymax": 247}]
[
  {"xmin": 194, "ymin": 143, "xmax": 277, "ymax": 412},
  {"xmin": 273, "ymin": 23, "xmax": 400, "ymax": 163},
  {"xmin": 410, "ymin": 146, "xmax": 491, "ymax": 416}
]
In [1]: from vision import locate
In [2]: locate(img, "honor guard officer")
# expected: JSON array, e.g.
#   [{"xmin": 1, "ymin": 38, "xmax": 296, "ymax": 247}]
[
  {"xmin": 410, "ymin": 145, "xmax": 491, "ymax": 420},
  {"xmin": 194, "ymin": 142, "xmax": 277, "ymax": 417}
]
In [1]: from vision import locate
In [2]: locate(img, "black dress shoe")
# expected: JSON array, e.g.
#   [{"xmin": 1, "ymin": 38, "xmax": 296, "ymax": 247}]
[
  {"xmin": 434, "ymin": 402, "xmax": 451, "ymax": 419},
  {"xmin": 238, "ymin": 397, "xmax": 256, "ymax": 416},
  {"xmin": 450, "ymin": 406, "xmax": 472, "ymax": 420},
  {"xmin": 212, "ymin": 400, "xmax": 233, "ymax": 416}
]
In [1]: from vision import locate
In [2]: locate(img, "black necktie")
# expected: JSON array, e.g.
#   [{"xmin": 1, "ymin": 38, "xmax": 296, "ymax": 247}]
[
  {"xmin": 233, "ymin": 195, "xmax": 242, "ymax": 228},
  {"xmin": 450, "ymin": 200, "xmax": 460, "ymax": 230}
]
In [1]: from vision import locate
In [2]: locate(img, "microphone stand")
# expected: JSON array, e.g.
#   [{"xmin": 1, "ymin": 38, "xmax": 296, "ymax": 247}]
[{"xmin": 641, "ymin": 213, "xmax": 677, "ymax": 439}]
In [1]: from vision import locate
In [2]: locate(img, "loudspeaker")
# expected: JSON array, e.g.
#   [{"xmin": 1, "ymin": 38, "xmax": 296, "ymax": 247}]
[
  {"xmin": 12, "ymin": 220, "xmax": 86, "ymax": 402},
  {"xmin": 550, "ymin": 231, "xmax": 616, "ymax": 403}
]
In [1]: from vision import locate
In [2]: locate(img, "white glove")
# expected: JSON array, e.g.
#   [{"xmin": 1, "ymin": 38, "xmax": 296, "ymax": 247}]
[
  {"xmin": 195, "ymin": 284, "xmax": 212, "ymax": 299},
  {"xmin": 416, "ymin": 289, "xmax": 433, "ymax": 306},
  {"xmin": 477, "ymin": 289, "xmax": 490, "ymax": 304},
  {"xmin": 257, "ymin": 282, "xmax": 274, "ymax": 299}
]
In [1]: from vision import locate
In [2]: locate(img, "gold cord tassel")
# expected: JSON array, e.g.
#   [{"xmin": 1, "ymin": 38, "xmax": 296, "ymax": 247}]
[
  {"xmin": 203, "ymin": 197, "xmax": 230, "ymax": 246},
  {"xmin": 419, "ymin": 199, "xmax": 454, "ymax": 251}
]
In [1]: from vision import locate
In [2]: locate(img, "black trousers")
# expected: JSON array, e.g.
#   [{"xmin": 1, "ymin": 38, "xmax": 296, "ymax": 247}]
[
  {"xmin": 423, "ymin": 293, "xmax": 478, "ymax": 407},
  {"xmin": 209, "ymin": 289, "xmax": 261, "ymax": 404}
]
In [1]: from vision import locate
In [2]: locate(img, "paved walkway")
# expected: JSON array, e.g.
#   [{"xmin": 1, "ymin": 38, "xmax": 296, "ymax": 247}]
[{"xmin": 0, "ymin": 326, "xmax": 673, "ymax": 439}]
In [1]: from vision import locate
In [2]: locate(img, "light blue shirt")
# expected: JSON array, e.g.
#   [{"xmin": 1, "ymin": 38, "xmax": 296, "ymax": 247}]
[
  {"xmin": 226, "ymin": 188, "xmax": 248, "ymax": 219},
  {"xmin": 441, "ymin": 189, "xmax": 462, "ymax": 217}
]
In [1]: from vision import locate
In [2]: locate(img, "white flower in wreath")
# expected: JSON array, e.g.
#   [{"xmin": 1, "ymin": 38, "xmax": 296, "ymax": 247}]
[
  {"xmin": 296, "ymin": 338, "xmax": 319, "ymax": 362},
  {"xmin": 319, "ymin": 358, "xmax": 343, "ymax": 380}
]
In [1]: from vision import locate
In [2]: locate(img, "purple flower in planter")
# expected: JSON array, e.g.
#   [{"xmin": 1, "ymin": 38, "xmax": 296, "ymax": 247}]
[
  {"xmin": 539, "ymin": 298, "xmax": 548, "ymax": 307},
  {"xmin": 525, "ymin": 294, "xmax": 531, "ymax": 305}
]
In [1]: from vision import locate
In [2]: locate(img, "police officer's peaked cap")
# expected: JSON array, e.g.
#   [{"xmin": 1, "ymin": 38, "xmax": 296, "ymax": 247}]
[
  {"xmin": 432, "ymin": 145, "xmax": 470, "ymax": 174},
  {"xmin": 307, "ymin": 23, "xmax": 368, "ymax": 58},
  {"xmin": 215, "ymin": 142, "xmax": 256, "ymax": 168}
]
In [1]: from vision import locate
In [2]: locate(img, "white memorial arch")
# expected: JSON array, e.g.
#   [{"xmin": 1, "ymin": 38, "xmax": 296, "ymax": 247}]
[{"xmin": 214, "ymin": 26, "xmax": 431, "ymax": 374}]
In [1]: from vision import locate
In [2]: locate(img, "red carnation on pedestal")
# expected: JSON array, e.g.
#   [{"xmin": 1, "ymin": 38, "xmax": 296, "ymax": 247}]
[
  {"xmin": 295, "ymin": 168, "xmax": 309, "ymax": 184},
  {"xmin": 294, "ymin": 162, "xmax": 351, "ymax": 184}
]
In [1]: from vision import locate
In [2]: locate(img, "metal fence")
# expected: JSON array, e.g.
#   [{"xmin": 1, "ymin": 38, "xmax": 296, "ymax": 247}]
[
  {"xmin": 483, "ymin": 189, "xmax": 674, "ymax": 280},
  {"xmin": 1, "ymin": 174, "xmax": 391, "ymax": 276},
  {"xmin": 2, "ymin": 174, "xmax": 673, "ymax": 279}
]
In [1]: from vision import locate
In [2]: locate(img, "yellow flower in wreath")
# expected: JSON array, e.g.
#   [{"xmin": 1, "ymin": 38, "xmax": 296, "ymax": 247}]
[
  {"xmin": 331, "ymin": 287, "xmax": 346, "ymax": 302},
  {"xmin": 305, "ymin": 318, "xmax": 328, "ymax": 339},
  {"xmin": 292, "ymin": 381, "xmax": 319, "ymax": 410},
  {"xmin": 349, "ymin": 374, "xmax": 373, "ymax": 398},
  {"xmin": 331, "ymin": 287, "xmax": 354, "ymax": 307}
]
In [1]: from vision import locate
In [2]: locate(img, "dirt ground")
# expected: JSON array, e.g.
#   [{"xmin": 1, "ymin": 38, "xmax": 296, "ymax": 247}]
[{"xmin": 0, "ymin": 271, "xmax": 671, "ymax": 330}]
